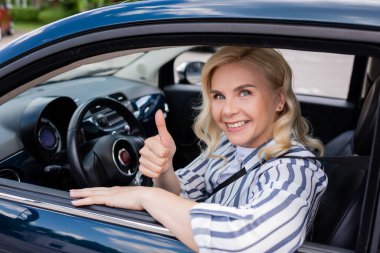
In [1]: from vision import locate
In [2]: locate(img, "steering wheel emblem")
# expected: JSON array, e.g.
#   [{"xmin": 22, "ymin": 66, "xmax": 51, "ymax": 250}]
[{"xmin": 118, "ymin": 148, "xmax": 131, "ymax": 166}]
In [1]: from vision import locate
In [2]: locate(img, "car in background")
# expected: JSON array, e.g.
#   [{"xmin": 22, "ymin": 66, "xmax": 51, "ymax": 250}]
[
  {"xmin": 0, "ymin": 0, "xmax": 380, "ymax": 252},
  {"xmin": 0, "ymin": 0, "xmax": 13, "ymax": 39}
]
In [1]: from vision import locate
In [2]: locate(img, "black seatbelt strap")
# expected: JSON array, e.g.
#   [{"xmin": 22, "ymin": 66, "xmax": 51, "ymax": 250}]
[
  {"xmin": 210, "ymin": 155, "xmax": 370, "ymax": 196},
  {"xmin": 210, "ymin": 161, "xmax": 263, "ymax": 196},
  {"xmin": 210, "ymin": 168, "xmax": 247, "ymax": 196}
]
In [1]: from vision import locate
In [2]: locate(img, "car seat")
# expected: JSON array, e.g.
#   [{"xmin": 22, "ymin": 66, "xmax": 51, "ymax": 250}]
[{"xmin": 309, "ymin": 76, "xmax": 380, "ymax": 249}]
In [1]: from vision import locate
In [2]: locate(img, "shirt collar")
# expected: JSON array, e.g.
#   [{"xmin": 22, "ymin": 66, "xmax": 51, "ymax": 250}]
[
  {"xmin": 240, "ymin": 139, "xmax": 275, "ymax": 172},
  {"xmin": 236, "ymin": 146, "xmax": 256, "ymax": 161}
]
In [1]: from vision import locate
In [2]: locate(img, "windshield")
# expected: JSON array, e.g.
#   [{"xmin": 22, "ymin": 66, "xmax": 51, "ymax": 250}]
[
  {"xmin": 44, "ymin": 52, "xmax": 145, "ymax": 84},
  {"xmin": 40, "ymin": 46, "xmax": 199, "ymax": 88}
]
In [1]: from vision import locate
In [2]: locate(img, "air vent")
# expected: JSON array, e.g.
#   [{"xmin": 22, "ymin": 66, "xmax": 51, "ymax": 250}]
[
  {"xmin": 108, "ymin": 92, "xmax": 127, "ymax": 102},
  {"xmin": 91, "ymin": 93, "xmax": 132, "ymax": 130},
  {"xmin": 90, "ymin": 93, "xmax": 128, "ymax": 114},
  {"xmin": 0, "ymin": 168, "xmax": 21, "ymax": 182}
]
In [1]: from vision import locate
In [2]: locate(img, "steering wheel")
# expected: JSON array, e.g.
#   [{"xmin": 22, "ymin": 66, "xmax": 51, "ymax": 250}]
[{"xmin": 67, "ymin": 97, "xmax": 145, "ymax": 187}]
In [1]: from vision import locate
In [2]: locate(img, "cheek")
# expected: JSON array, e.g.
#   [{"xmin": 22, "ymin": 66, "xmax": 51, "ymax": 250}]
[
  {"xmin": 261, "ymin": 100, "xmax": 279, "ymax": 122},
  {"xmin": 210, "ymin": 103, "xmax": 221, "ymax": 121},
  {"xmin": 210, "ymin": 104, "xmax": 217, "ymax": 119},
  {"xmin": 245, "ymin": 99, "xmax": 273, "ymax": 120}
]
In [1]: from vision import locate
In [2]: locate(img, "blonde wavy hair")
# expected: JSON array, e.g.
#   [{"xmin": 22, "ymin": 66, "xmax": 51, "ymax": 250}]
[{"xmin": 193, "ymin": 46, "xmax": 324, "ymax": 160}]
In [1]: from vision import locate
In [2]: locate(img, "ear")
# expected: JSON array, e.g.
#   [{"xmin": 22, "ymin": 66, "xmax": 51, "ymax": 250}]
[{"xmin": 276, "ymin": 92, "xmax": 286, "ymax": 112}]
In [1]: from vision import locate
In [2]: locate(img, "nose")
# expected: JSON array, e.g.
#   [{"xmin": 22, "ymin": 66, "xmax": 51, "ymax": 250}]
[{"xmin": 222, "ymin": 97, "xmax": 239, "ymax": 117}]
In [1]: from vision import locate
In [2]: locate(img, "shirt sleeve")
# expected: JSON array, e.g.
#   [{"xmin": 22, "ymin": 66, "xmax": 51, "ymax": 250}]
[
  {"xmin": 189, "ymin": 159, "xmax": 328, "ymax": 253},
  {"xmin": 175, "ymin": 154, "xmax": 210, "ymax": 201}
]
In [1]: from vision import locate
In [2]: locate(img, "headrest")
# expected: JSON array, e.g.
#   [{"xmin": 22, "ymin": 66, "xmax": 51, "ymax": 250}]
[{"xmin": 353, "ymin": 77, "xmax": 380, "ymax": 155}]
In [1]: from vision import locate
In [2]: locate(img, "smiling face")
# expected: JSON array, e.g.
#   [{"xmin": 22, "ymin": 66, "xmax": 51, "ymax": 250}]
[{"xmin": 210, "ymin": 61, "xmax": 284, "ymax": 148}]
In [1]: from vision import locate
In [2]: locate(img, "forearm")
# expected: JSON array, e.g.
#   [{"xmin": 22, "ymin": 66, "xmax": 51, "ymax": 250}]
[
  {"xmin": 153, "ymin": 167, "xmax": 181, "ymax": 195},
  {"xmin": 141, "ymin": 187, "xmax": 198, "ymax": 252}
]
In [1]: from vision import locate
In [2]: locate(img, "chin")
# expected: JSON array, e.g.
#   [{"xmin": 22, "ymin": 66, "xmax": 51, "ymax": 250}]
[{"xmin": 226, "ymin": 137, "xmax": 250, "ymax": 147}]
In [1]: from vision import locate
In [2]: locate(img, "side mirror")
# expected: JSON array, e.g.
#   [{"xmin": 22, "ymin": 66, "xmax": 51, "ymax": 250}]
[{"xmin": 176, "ymin": 61, "xmax": 205, "ymax": 84}]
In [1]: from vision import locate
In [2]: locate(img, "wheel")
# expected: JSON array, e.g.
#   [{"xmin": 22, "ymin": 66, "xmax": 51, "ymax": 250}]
[{"xmin": 67, "ymin": 97, "xmax": 146, "ymax": 187}]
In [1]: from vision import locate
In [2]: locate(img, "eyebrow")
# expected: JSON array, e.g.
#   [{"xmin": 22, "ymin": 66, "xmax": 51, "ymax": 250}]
[{"xmin": 210, "ymin": 84, "xmax": 256, "ymax": 94}]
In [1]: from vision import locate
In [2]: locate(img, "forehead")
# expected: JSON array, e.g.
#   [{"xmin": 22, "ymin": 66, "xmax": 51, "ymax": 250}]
[{"xmin": 210, "ymin": 61, "xmax": 268, "ymax": 90}]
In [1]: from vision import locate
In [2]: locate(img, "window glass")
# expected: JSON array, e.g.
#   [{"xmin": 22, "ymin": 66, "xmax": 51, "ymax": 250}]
[
  {"xmin": 45, "ymin": 46, "xmax": 196, "ymax": 87},
  {"xmin": 173, "ymin": 48, "xmax": 354, "ymax": 100},
  {"xmin": 279, "ymin": 49, "xmax": 354, "ymax": 99},
  {"xmin": 45, "ymin": 47, "xmax": 355, "ymax": 100},
  {"xmin": 46, "ymin": 53, "xmax": 145, "ymax": 84}
]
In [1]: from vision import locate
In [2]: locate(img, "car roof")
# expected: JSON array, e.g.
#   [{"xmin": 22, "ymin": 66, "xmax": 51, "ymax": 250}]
[{"xmin": 1, "ymin": 0, "xmax": 380, "ymax": 65}]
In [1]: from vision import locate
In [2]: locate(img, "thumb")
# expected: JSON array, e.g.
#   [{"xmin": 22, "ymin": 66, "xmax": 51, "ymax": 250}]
[{"xmin": 155, "ymin": 110, "xmax": 173, "ymax": 146}]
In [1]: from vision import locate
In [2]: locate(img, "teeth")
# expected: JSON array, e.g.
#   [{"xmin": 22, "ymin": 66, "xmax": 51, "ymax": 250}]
[{"xmin": 227, "ymin": 121, "xmax": 246, "ymax": 128}]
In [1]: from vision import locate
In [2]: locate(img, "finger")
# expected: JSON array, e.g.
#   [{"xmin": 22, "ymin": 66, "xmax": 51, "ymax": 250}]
[
  {"xmin": 69, "ymin": 188, "xmax": 110, "ymax": 198},
  {"xmin": 139, "ymin": 164, "xmax": 160, "ymax": 178},
  {"xmin": 155, "ymin": 110, "xmax": 173, "ymax": 147},
  {"xmin": 71, "ymin": 187, "xmax": 109, "ymax": 192},
  {"xmin": 140, "ymin": 135, "xmax": 170, "ymax": 158},
  {"xmin": 139, "ymin": 157, "xmax": 164, "ymax": 174},
  {"xmin": 141, "ymin": 138, "xmax": 170, "ymax": 159},
  {"xmin": 71, "ymin": 195, "xmax": 108, "ymax": 206}
]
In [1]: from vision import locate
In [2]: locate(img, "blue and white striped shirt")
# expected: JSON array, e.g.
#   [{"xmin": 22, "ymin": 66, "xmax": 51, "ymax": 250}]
[{"xmin": 175, "ymin": 136, "xmax": 327, "ymax": 253}]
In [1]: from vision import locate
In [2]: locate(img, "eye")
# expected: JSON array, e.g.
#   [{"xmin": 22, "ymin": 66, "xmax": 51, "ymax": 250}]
[
  {"xmin": 239, "ymin": 90, "xmax": 251, "ymax": 96},
  {"xmin": 212, "ymin": 93, "xmax": 225, "ymax": 100}
]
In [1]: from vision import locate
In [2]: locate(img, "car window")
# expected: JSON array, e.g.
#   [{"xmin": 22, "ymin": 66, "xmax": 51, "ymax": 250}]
[
  {"xmin": 44, "ymin": 46, "xmax": 354, "ymax": 101},
  {"xmin": 45, "ymin": 52, "xmax": 145, "ymax": 84},
  {"xmin": 44, "ymin": 46, "xmax": 196, "ymax": 88},
  {"xmin": 279, "ymin": 49, "xmax": 354, "ymax": 99},
  {"xmin": 173, "ymin": 48, "xmax": 354, "ymax": 100}
]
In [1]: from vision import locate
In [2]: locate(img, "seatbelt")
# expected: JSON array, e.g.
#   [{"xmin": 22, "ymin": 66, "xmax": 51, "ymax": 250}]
[{"xmin": 210, "ymin": 155, "xmax": 370, "ymax": 196}]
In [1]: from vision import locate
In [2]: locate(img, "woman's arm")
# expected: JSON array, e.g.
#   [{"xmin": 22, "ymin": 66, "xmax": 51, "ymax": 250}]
[
  {"xmin": 153, "ymin": 168, "xmax": 181, "ymax": 195},
  {"xmin": 142, "ymin": 187, "xmax": 198, "ymax": 251},
  {"xmin": 70, "ymin": 186, "xmax": 198, "ymax": 251}
]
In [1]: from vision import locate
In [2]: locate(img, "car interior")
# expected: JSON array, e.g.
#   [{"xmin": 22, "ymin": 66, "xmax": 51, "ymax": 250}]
[
  {"xmin": 310, "ymin": 57, "xmax": 380, "ymax": 249},
  {"xmin": 311, "ymin": 75, "xmax": 379, "ymax": 249},
  {"xmin": 0, "ymin": 41, "xmax": 379, "ymax": 252}
]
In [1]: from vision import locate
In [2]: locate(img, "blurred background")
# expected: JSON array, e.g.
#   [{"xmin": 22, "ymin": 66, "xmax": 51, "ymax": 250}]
[
  {"xmin": 9, "ymin": 0, "xmax": 127, "ymax": 30},
  {"xmin": 0, "ymin": 0, "xmax": 137, "ymax": 45}
]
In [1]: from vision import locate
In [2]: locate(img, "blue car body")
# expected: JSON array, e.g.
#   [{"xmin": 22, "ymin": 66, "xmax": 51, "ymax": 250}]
[
  {"xmin": 0, "ymin": 199, "xmax": 191, "ymax": 252},
  {"xmin": 2, "ymin": 0, "xmax": 380, "ymax": 66},
  {"xmin": 0, "ymin": 0, "xmax": 380, "ymax": 252}
]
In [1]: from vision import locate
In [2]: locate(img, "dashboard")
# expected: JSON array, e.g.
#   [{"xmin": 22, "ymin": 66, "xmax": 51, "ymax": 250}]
[{"xmin": 0, "ymin": 76, "xmax": 166, "ymax": 188}]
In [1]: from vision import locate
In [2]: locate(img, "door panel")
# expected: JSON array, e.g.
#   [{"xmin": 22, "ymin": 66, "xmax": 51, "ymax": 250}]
[{"xmin": 0, "ymin": 178, "xmax": 192, "ymax": 253}]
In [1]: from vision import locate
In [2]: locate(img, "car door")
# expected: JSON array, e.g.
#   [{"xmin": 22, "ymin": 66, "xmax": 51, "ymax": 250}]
[{"xmin": 0, "ymin": 178, "xmax": 192, "ymax": 252}]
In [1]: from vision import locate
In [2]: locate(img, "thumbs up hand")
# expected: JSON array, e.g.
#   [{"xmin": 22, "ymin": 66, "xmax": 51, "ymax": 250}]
[{"xmin": 139, "ymin": 110, "xmax": 176, "ymax": 178}]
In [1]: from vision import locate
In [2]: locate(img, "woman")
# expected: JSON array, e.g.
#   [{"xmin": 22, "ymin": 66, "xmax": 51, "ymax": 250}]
[{"xmin": 70, "ymin": 46, "xmax": 327, "ymax": 253}]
